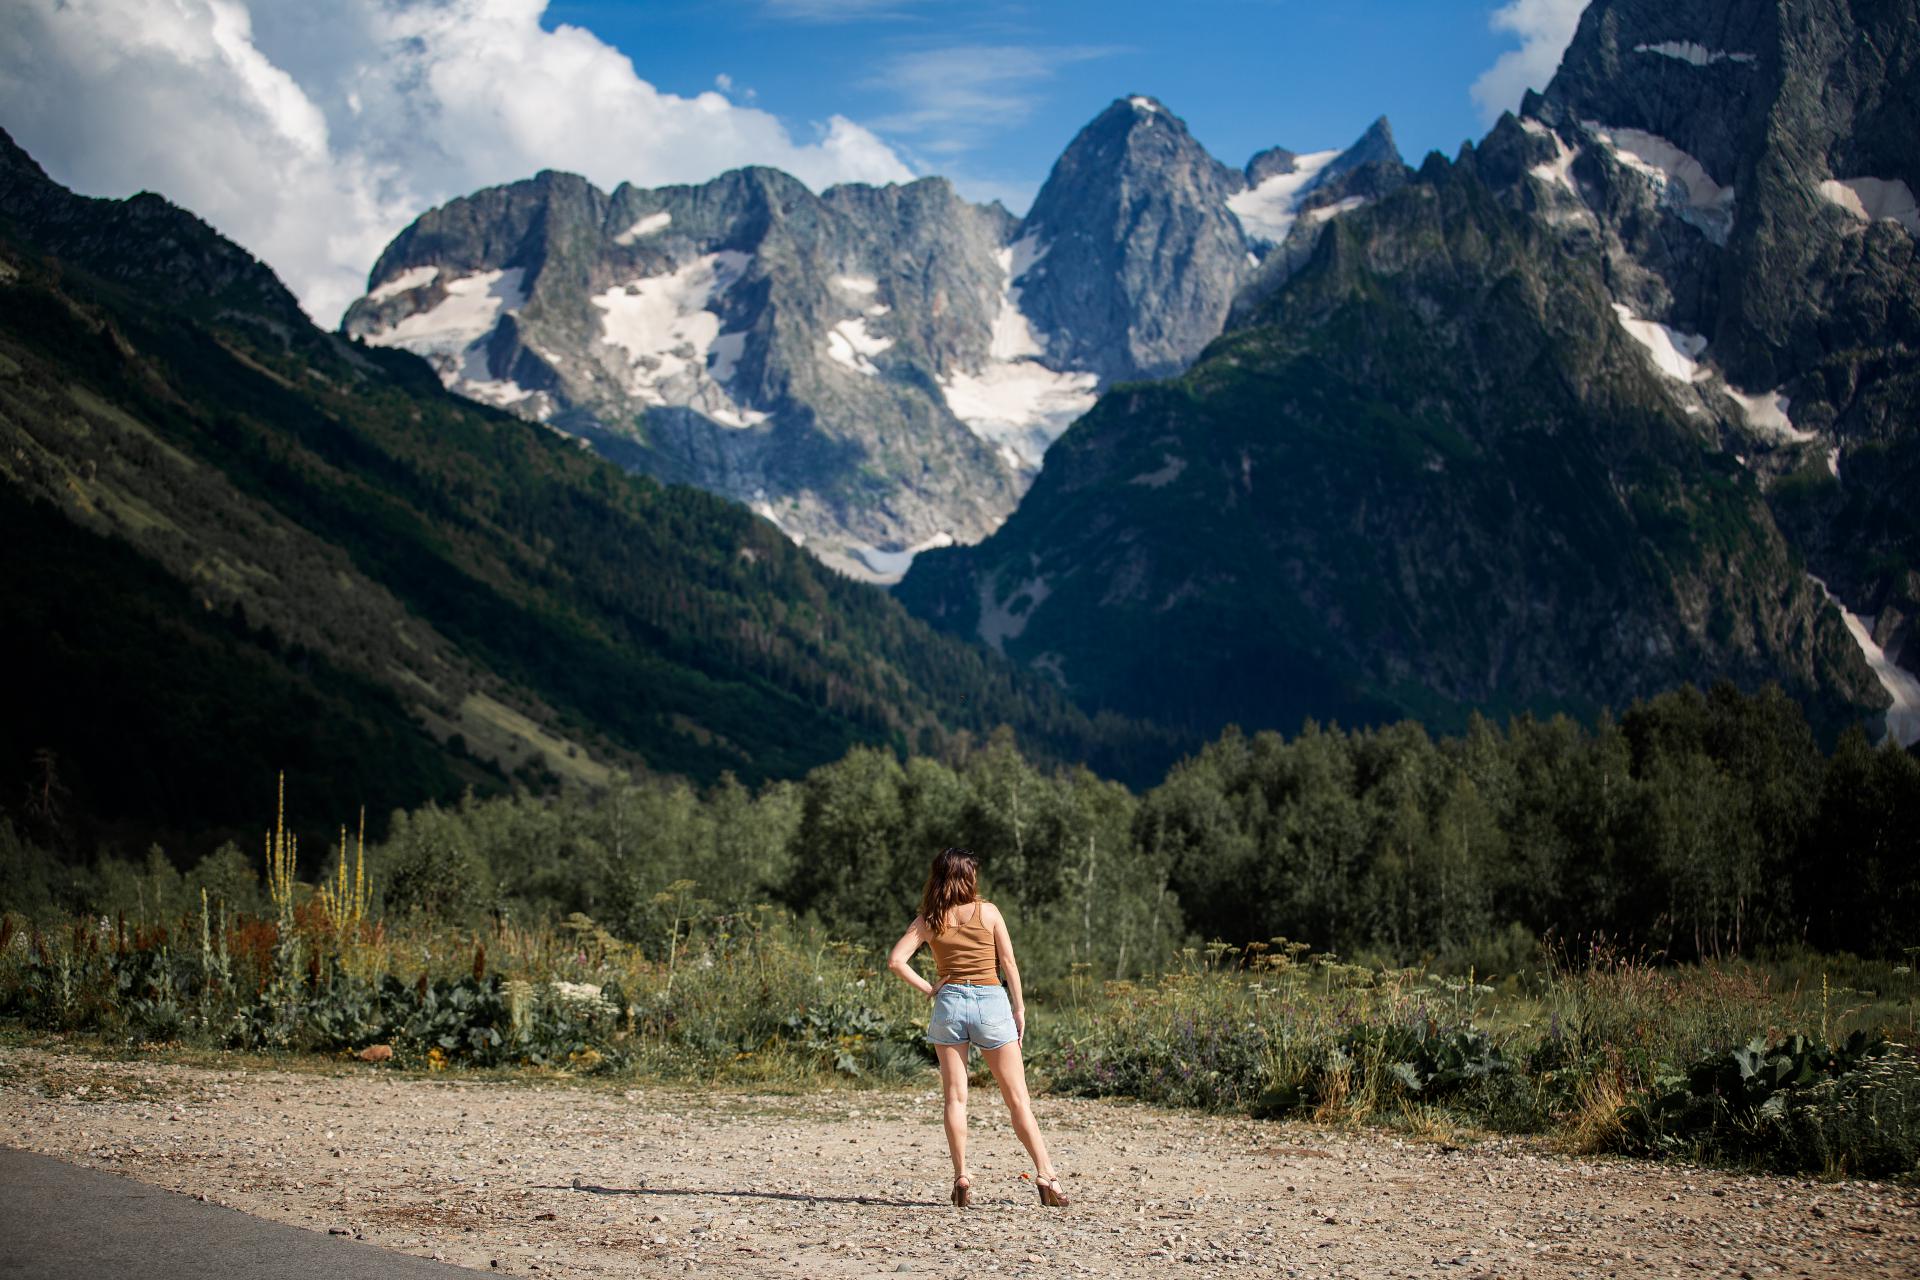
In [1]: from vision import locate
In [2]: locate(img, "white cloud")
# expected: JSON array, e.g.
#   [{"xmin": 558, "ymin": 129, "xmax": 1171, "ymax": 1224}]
[
  {"xmin": 1469, "ymin": 0, "xmax": 1590, "ymax": 124},
  {"xmin": 865, "ymin": 44, "xmax": 1121, "ymax": 156},
  {"xmin": 0, "ymin": 0, "xmax": 914, "ymax": 327}
]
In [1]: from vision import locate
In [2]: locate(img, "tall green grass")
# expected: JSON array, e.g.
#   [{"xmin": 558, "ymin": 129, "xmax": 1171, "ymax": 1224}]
[
  {"xmin": 3, "ymin": 905, "xmax": 1915, "ymax": 1179},
  {"xmin": 1037, "ymin": 940, "xmax": 1920, "ymax": 1178},
  {"xmin": 0, "ymin": 898, "xmax": 929, "ymax": 1082}
]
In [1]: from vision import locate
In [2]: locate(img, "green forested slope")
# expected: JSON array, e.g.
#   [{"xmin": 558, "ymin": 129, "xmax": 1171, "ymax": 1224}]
[
  {"xmin": 0, "ymin": 130, "xmax": 1167, "ymax": 849},
  {"xmin": 899, "ymin": 150, "xmax": 1882, "ymax": 741}
]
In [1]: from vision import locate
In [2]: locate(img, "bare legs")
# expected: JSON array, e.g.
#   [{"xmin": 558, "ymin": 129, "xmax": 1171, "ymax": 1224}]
[
  {"xmin": 934, "ymin": 1039, "xmax": 1061, "ymax": 1203},
  {"xmin": 981, "ymin": 1041, "xmax": 1057, "ymax": 1180},
  {"xmin": 935, "ymin": 1042, "xmax": 970, "ymax": 1186}
]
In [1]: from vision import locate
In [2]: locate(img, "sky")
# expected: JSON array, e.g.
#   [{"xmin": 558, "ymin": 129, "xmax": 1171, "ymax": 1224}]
[{"xmin": 0, "ymin": 0, "xmax": 1588, "ymax": 326}]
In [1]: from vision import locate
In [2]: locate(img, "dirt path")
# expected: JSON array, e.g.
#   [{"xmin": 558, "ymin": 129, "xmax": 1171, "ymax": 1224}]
[{"xmin": 2, "ymin": 1044, "xmax": 1916, "ymax": 1278}]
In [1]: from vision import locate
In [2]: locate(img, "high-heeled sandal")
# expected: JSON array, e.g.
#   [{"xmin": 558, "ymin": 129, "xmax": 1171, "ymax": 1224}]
[
  {"xmin": 950, "ymin": 1172, "xmax": 972, "ymax": 1208},
  {"xmin": 1035, "ymin": 1173, "xmax": 1070, "ymax": 1207}
]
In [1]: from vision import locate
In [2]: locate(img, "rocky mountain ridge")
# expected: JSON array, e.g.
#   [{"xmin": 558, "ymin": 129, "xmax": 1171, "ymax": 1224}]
[
  {"xmin": 896, "ymin": 0, "xmax": 1918, "ymax": 747},
  {"xmin": 342, "ymin": 100, "xmax": 1404, "ymax": 581},
  {"xmin": 1513, "ymin": 0, "xmax": 1920, "ymax": 735}
]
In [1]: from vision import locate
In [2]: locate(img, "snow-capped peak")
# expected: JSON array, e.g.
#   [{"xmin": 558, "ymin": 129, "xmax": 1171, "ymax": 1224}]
[{"xmin": 1228, "ymin": 150, "xmax": 1341, "ymax": 246}]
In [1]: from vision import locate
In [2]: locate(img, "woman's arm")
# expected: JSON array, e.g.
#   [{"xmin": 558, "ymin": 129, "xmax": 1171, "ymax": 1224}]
[
  {"xmin": 989, "ymin": 906, "xmax": 1026, "ymax": 1041},
  {"xmin": 887, "ymin": 917, "xmax": 937, "ymax": 999}
]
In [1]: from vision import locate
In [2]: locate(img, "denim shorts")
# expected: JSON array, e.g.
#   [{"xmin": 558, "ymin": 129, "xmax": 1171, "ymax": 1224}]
[{"xmin": 927, "ymin": 983, "xmax": 1017, "ymax": 1050}]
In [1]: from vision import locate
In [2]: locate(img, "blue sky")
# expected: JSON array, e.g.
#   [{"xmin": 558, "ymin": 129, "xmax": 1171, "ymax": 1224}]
[
  {"xmin": 543, "ymin": 0, "xmax": 1556, "ymax": 210},
  {"xmin": 1, "ymin": 0, "xmax": 1584, "ymax": 322}
]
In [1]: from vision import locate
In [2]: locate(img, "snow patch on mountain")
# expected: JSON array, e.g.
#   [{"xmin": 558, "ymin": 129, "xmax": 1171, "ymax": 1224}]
[
  {"xmin": 990, "ymin": 233, "xmax": 1049, "ymax": 360},
  {"xmin": 373, "ymin": 268, "xmax": 525, "ymax": 357},
  {"xmin": 1633, "ymin": 42, "xmax": 1757, "ymax": 67},
  {"xmin": 366, "ymin": 264, "xmax": 439, "ymax": 302},
  {"xmin": 591, "ymin": 251, "xmax": 762, "ymax": 425},
  {"xmin": 1811, "ymin": 577, "xmax": 1920, "ymax": 746},
  {"xmin": 1725, "ymin": 386, "xmax": 1812, "ymax": 443},
  {"xmin": 1818, "ymin": 177, "xmax": 1920, "ymax": 236},
  {"xmin": 750, "ymin": 497, "xmax": 804, "ymax": 546},
  {"xmin": 943, "ymin": 363, "xmax": 1098, "ymax": 469},
  {"xmin": 1227, "ymin": 150, "xmax": 1340, "ymax": 245},
  {"xmin": 1611, "ymin": 304, "xmax": 1815, "ymax": 443},
  {"xmin": 848, "ymin": 531, "xmax": 954, "ymax": 583},
  {"xmin": 937, "ymin": 231, "xmax": 1099, "ymax": 468},
  {"xmin": 826, "ymin": 316, "xmax": 892, "ymax": 376},
  {"xmin": 1613, "ymin": 304, "xmax": 1709, "ymax": 382},
  {"xmin": 358, "ymin": 268, "xmax": 549, "ymax": 413},
  {"xmin": 454, "ymin": 351, "xmax": 542, "ymax": 418},
  {"xmin": 1523, "ymin": 121, "xmax": 1582, "ymax": 197},
  {"xmin": 1587, "ymin": 123, "xmax": 1735, "ymax": 245},
  {"xmin": 1305, "ymin": 196, "xmax": 1368, "ymax": 225},
  {"xmin": 613, "ymin": 211, "xmax": 672, "ymax": 245}
]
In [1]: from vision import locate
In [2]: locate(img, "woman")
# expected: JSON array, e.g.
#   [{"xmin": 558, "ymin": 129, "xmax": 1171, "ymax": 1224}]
[{"xmin": 887, "ymin": 846, "xmax": 1070, "ymax": 1209}]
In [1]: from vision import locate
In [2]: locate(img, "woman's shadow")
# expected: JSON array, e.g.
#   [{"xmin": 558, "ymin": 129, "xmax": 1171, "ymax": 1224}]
[{"xmin": 535, "ymin": 1181, "xmax": 942, "ymax": 1209}]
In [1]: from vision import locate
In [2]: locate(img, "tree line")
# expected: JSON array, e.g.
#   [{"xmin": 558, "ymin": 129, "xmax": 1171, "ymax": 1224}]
[{"xmin": 4, "ymin": 682, "xmax": 1916, "ymax": 970}]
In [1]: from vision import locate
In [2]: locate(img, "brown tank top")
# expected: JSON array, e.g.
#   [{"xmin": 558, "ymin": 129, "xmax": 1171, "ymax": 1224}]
[{"xmin": 928, "ymin": 901, "xmax": 999, "ymax": 985}]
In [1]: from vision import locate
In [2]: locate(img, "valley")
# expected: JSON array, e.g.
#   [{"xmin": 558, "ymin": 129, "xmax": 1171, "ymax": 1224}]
[{"xmin": 1, "ymin": 0, "xmax": 1915, "ymax": 840}]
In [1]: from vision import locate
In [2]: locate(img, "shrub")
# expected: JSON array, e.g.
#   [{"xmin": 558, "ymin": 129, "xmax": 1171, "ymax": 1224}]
[{"xmin": 1619, "ymin": 1032, "xmax": 1920, "ymax": 1177}]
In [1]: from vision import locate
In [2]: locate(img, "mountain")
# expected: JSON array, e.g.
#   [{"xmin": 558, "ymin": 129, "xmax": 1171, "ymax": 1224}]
[
  {"xmin": 897, "ymin": 0, "xmax": 1917, "ymax": 746},
  {"xmin": 1229, "ymin": 117, "xmax": 1412, "ymax": 322},
  {"xmin": 1012, "ymin": 95, "xmax": 1253, "ymax": 385},
  {"xmin": 0, "ymin": 128, "xmax": 1169, "ymax": 849},
  {"xmin": 340, "ymin": 100, "xmax": 1400, "ymax": 582},
  {"xmin": 1516, "ymin": 0, "xmax": 1920, "ymax": 730},
  {"xmin": 342, "ymin": 167, "xmax": 1026, "ymax": 583}
]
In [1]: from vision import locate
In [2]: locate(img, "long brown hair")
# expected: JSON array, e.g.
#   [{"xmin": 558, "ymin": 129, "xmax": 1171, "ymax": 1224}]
[{"xmin": 918, "ymin": 847, "xmax": 979, "ymax": 937}]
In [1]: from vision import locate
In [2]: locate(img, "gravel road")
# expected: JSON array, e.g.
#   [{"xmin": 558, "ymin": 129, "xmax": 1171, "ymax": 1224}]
[{"xmin": 3, "ymin": 1044, "xmax": 1915, "ymax": 1278}]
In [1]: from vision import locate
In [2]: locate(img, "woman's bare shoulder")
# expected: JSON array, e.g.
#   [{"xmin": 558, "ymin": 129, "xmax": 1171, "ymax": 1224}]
[{"xmin": 979, "ymin": 900, "xmax": 1006, "ymax": 925}]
